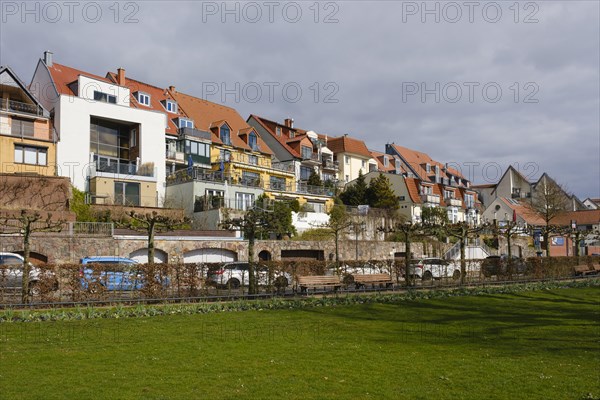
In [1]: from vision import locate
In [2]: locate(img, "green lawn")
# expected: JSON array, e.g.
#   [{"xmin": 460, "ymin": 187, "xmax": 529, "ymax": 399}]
[{"xmin": 1, "ymin": 287, "xmax": 599, "ymax": 399}]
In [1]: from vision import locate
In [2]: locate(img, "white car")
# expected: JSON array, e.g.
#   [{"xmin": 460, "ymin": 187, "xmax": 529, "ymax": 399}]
[
  {"xmin": 208, "ymin": 262, "xmax": 292, "ymax": 289},
  {"xmin": 0, "ymin": 252, "xmax": 55, "ymax": 295},
  {"xmin": 407, "ymin": 258, "xmax": 461, "ymax": 280},
  {"xmin": 341, "ymin": 263, "xmax": 390, "ymax": 275}
]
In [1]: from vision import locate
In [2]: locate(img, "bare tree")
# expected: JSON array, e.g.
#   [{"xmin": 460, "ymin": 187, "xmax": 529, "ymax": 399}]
[
  {"xmin": 443, "ymin": 222, "xmax": 490, "ymax": 284},
  {"xmin": 0, "ymin": 210, "xmax": 64, "ymax": 303},
  {"xmin": 531, "ymin": 178, "xmax": 570, "ymax": 256},
  {"xmin": 118, "ymin": 210, "xmax": 189, "ymax": 264},
  {"xmin": 379, "ymin": 217, "xmax": 423, "ymax": 286},
  {"xmin": 312, "ymin": 200, "xmax": 354, "ymax": 272}
]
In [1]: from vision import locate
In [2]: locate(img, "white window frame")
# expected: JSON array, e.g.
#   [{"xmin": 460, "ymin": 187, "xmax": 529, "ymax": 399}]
[
  {"xmin": 14, "ymin": 145, "xmax": 47, "ymax": 166},
  {"xmin": 165, "ymin": 100, "xmax": 178, "ymax": 113},
  {"xmin": 179, "ymin": 118, "xmax": 193, "ymax": 129},
  {"xmin": 136, "ymin": 92, "xmax": 150, "ymax": 106}
]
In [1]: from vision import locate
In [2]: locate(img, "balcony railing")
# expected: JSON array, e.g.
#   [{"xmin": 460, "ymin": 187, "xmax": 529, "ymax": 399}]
[
  {"xmin": 445, "ymin": 197, "xmax": 462, "ymax": 207},
  {"xmin": 94, "ymin": 160, "xmax": 155, "ymax": 178},
  {"xmin": 421, "ymin": 193, "xmax": 440, "ymax": 204},
  {"xmin": 0, "ymin": 98, "xmax": 44, "ymax": 117},
  {"xmin": 301, "ymin": 152, "xmax": 321, "ymax": 163},
  {"xmin": 166, "ymin": 150, "xmax": 185, "ymax": 162},
  {"xmin": 322, "ymin": 159, "xmax": 339, "ymax": 170}
]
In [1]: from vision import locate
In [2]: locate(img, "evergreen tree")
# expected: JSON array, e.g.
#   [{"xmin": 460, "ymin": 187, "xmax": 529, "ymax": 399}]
[
  {"xmin": 366, "ymin": 173, "xmax": 399, "ymax": 210},
  {"xmin": 340, "ymin": 170, "xmax": 368, "ymax": 206},
  {"xmin": 307, "ymin": 170, "xmax": 322, "ymax": 187}
]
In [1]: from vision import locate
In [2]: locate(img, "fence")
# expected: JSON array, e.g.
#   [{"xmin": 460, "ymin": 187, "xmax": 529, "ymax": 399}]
[{"xmin": 0, "ymin": 256, "xmax": 597, "ymax": 307}]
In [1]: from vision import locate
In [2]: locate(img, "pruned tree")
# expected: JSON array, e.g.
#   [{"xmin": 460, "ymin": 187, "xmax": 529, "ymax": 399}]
[
  {"xmin": 118, "ymin": 210, "xmax": 190, "ymax": 264},
  {"xmin": 443, "ymin": 222, "xmax": 490, "ymax": 284},
  {"xmin": 379, "ymin": 216, "xmax": 424, "ymax": 286},
  {"xmin": 531, "ymin": 178, "xmax": 570, "ymax": 256},
  {"xmin": 311, "ymin": 198, "xmax": 354, "ymax": 271},
  {"xmin": 221, "ymin": 204, "xmax": 274, "ymax": 295},
  {"xmin": 0, "ymin": 210, "xmax": 64, "ymax": 303}
]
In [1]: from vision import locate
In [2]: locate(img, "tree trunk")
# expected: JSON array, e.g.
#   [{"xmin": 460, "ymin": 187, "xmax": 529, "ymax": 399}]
[
  {"xmin": 544, "ymin": 231, "xmax": 550, "ymax": 257},
  {"xmin": 405, "ymin": 231, "xmax": 412, "ymax": 287},
  {"xmin": 335, "ymin": 231, "xmax": 340, "ymax": 272},
  {"xmin": 248, "ymin": 232, "xmax": 256, "ymax": 295},
  {"xmin": 460, "ymin": 238, "xmax": 466, "ymax": 285},
  {"xmin": 21, "ymin": 224, "xmax": 31, "ymax": 304},
  {"xmin": 148, "ymin": 221, "xmax": 155, "ymax": 265}
]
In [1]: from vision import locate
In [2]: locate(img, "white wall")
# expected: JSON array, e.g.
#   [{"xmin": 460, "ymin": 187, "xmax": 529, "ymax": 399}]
[
  {"xmin": 77, "ymin": 76, "xmax": 130, "ymax": 106},
  {"xmin": 56, "ymin": 95, "xmax": 166, "ymax": 203}
]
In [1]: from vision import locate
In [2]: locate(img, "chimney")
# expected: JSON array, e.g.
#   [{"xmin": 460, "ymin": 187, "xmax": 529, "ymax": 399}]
[
  {"xmin": 169, "ymin": 85, "xmax": 176, "ymax": 93},
  {"xmin": 284, "ymin": 118, "xmax": 293, "ymax": 128},
  {"xmin": 117, "ymin": 68, "xmax": 126, "ymax": 85},
  {"xmin": 43, "ymin": 51, "xmax": 53, "ymax": 67}
]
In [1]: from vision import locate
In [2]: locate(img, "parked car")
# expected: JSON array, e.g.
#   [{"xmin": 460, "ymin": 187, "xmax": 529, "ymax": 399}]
[
  {"xmin": 342, "ymin": 263, "xmax": 390, "ymax": 276},
  {"xmin": 0, "ymin": 252, "xmax": 56, "ymax": 296},
  {"xmin": 407, "ymin": 258, "xmax": 461, "ymax": 280},
  {"xmin": 481, "ymin": 255, "xmax": 527, "ymax": 277},
  {"xmin": 80, "ymin": 256, "xmax": 170, "ymax": 292},
  {"xmin": 208, "ymin": 262, "xmax": 291, "ymax": 289}
]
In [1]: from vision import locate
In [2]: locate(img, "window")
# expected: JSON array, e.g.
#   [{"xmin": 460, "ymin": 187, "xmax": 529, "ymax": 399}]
[
  {"xmin": 178, "ymin": 118, "xmax": 193, "ymax": 129},
  {"xmin": 323, "ymin": 173, "xmax": 335, "ymax": 183},
  {"xmin": 276, "ymin": 126, "xmax": 282, "ymax": 136},
  {"xmin": 426, "ymin": 163, "xmax": 431, "ymax": 173},
  {"xmin": 11, "ymin": 118, "xmax": 34, "ymax": 137},
  {"xmin": 219, "ymin": 149, "xmax": 231, "ymax": 162},
  {"xmin": 114, "ymin": 181, "xmax": 140, "ymax": 206},
  {"xmin": 447, "ymin": 207, "xmax": 458, "ymax": 223},
  {"xmin": 383, "ymin": 156, "xmax": 389, "ymax": 167},
  {"xmin": 345, "ymin": 155, "xmax": 350, "ymax": 165},
  {"xmin": 165, "ymin": 100, "xmax": 178, "ymax": 113},
  {"xmin": 185, "ymin": 140, "xmax": 209, "ymax": 157},
  {"xmin": 248, "ymin": 155, "xmax": 258, "ymax": 165},
  {"xmin": 130, "ymin": 128, "xmax": 137, "ymax": 148},
  {"xmin": 301, "ymin": 146, "xmax": 312, "ymax": 160},
  {"xmin": 248, "ymin": 132, "xmax": 258, "ymax": 150},
  {"xmin": 220, "ymin": 125, "xmax": 231, "ymax": 145},
  {"xmin": 270, "ymin": 176, "xmax": 286, "ymax": 191},
  {"xmin": 300, "ymin": 166, "xmax": 312, "ymax": 180},
  {"xmin": 15, "ymin": 145, "xmax": 47, "ymax": 165},
  {"xmin": 93, "ymin": 91, "xmax": 116, "ymax": 104},
  {"xmin": 361, "ymin": 160, "xmax": 366, "ymax": 168},
  {"xmin": 465, "ymin": 194, "xmax": 474, "ymax": 208},
  {"xmin": 90, "ymin": 117, "xmax": 135, "ymax": 160},
  {"xmin": 289, "ymin": 130, "xmax": 295, "ymax": 139},
  {"xmin": 235, "ymin": 192, "xmax": 255, "ymax": 210},
  {"xmin": 421, "ymin": 185, "xmax": 432, "ymax": 195},
  {"xmin": 444, "ymin": 190, "xmax": 454, "ymax": 199},
  {"xmin": 136, "ymin": 92, "xmax": 150, "ymax": 106},
  {"xmin": 399, "ymin": 196, "xmax": 405, "ymax": 201},
  {"xmin": 345, "ymin": 174, "xmax": 349, "ymax": 183},
  {"xmin": 241, "ymin": 171, "xmax": 260, "ymax": 186}
]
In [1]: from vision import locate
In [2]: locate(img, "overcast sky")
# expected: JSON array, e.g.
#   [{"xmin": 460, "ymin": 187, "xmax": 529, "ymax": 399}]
[{"xmin": 1, "ymin": 1, "xmax": 598, "ymax": 199}]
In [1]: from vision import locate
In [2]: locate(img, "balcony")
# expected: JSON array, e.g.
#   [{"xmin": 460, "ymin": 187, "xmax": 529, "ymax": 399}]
[
  {"xmin": 445, "ymin": 197, "xmax": 462, "ymax": 207},
  {"xmin": 301, "ymin": 152, "xmax": 321, "ymax": 165},
  {"xmin": 421, "ymin": 193, "xmax": 440, "ymax": 204},
  {"xmin": 0, "ymin": 98, "xmax": 44, "ymax": 117},
  {"xmin": 166, "ymin": 150, "xmax": 185, "ymax": 162},
  {"xmin": 322, "ymin": 158, "xmax": 339, "ymax": 171},
  {"xmin": 92, "ymin": 159, "xmax": 156, "ymax": 180}
]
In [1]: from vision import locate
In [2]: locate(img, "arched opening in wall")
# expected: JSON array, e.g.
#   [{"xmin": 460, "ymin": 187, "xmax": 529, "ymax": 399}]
[
  {"xmin": 129, "ymin": 248, "xmax": 168, "ymax": 264},
  {"xmin": 13, "ymin": 251, "xmax": 48, "ymax": 265},
  {"xmin": 281, "ymin": 249, "xmax": 324, "ymax": 261},
  {"xmin": 183, "ymin": 248, "xmax": 238, "ymax": 264},
  {"xmin": 258, "ymin": 250, "xmax": 272, "ymax": 261}
]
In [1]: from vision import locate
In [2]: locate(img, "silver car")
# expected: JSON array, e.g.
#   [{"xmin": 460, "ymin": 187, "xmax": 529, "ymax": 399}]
[
  {"xmin": 208, "ymin": 262, "xmax": 291, "ymax": 289},
  {"xmin": 0, "ymin": 252, "xmax": 55, "ymax": 296}
]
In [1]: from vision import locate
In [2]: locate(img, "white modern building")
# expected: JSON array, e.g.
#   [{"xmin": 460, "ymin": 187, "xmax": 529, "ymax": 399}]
[{"xmin": 30, "ymin": 52, "xmax": 166, "ymax": 206}]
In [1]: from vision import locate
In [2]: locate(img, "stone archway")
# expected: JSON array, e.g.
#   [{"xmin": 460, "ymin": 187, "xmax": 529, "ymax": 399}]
[
  {"xmin": 129, "ymin": 248, "xmax": 168, "ymax": 264},
  {"xmin": 258, "ymin": 250, "xmax": 272, "ymax": 261},
  {"xmin": 183, "ymin": 248, "xmax": 238, "ymax": 263},
  {"xmin": 13, "ymin": 251, "xmax": 48, "ymax": 265}
]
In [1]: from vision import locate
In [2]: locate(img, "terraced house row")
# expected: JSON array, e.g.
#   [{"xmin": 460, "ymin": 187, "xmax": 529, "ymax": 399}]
[{"xmin": 2, "ymin": 51, "xmax": 489, "ymax": 230}]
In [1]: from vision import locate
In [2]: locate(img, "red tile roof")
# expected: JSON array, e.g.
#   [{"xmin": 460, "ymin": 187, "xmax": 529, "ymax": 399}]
[
  {"xmin": 404, "ymin": 177, "xmax": 422, "ymax": 203},
  {"xmin": 47, "ymin": 63, "xmax": 114, "ymax": 96},
  {"xmin": 369, "ymin": 149, "xmax": 405, "ymax": 174},
  {"xmin": 499, "ymin": 198, "xmax": 546, "ymax": 225},
  {"xmin": 327, "ymin": 135, "xmax": 372, "ymax": 158},
  {"xmin": 106, "ymin": 72, "xmax": 182, "ymax": 135},
  {"xmin": 248, "ymin": 114, "xmax": 308, "ymax": 158},
  {"xmin": 553, "ymin": 210, "xmax": 600, "ymax": 226},
  {"xmin": 172, "ymin": 93, "xmax": 272, "ymax": 155},
  {"xmin": 388, "ymin": 144, "xmax": 466, "ymax": 182}
]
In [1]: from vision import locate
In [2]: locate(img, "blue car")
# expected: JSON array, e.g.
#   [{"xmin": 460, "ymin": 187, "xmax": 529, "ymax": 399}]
[{"xmin": 80, "ymin": 257, "xmax": 142, "ymax": 291}]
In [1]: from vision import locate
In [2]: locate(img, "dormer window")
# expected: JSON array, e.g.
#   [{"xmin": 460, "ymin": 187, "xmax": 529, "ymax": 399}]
[
  {"xmin": 276, "ymin": 126, "xmax": 282, "ymax": 136},
  {"xmin": 248, "ymin": 132, "xmax": 258, "ymax": 151},
  {"xmin": 426, "ymin": 163, "xmax": 431, "ymax": 173},
  {"xmin": 220, "ymin": 125, "xmax": 231, "ymax": 145},
  {"xmin": 178, "ymin": 118, "xmax": 193, "ymax": 129},
  {"xmin": 136, "ymin": 92, "xmax": 150, "ymax": 106},
  {"xmin": 165, "ymin": 100, "xmax": 178, "ymax": 113},
  {"xmin": 289, "ymin": 130, "xmax": 295, "ymax": 139},
  {"xmin": 93, "ymin": 91, "xmax": 116, "ymax": 104},
  {"xmin": 383, "ymin": 156, "xmax": 389, "ymax": 167}
]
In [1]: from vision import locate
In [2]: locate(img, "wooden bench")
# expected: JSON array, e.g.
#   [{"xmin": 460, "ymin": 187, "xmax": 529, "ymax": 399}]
[
  {"xmin": 573, "ymin": 265, "xmax": 596, "ymax": 276},
  {"xmin": 352, "ymin": 273, "xmax": 394, "ymax": 289},
  {"xmin": 297, "ymin": 275, "xmax": 342, "ymax": 293}
]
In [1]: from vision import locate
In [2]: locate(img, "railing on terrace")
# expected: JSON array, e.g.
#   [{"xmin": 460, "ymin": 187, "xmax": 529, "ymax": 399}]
[
  {"xmin": 322, "ymin": 159, "xmax": 339, "ymax": 170},
  {"xmin": 21, "ymin": 222, "xmax": 114, "ymax": 237},
  {"xmin": 0, "ymin": 98, "xmax": 44, "ymax": 117},
  {"xmin": 0, "ymin": 122, "xmax": 54, "ymax": 141},
  {"xmin": 94, "ymin": 160, "xmax": 155, "ymax": 178}
]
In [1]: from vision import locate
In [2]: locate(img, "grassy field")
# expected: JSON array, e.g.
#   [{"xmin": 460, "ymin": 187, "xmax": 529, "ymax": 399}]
[{"xmin": 1, "ymin": 287, "xmax": 598, "ymax": 399}]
